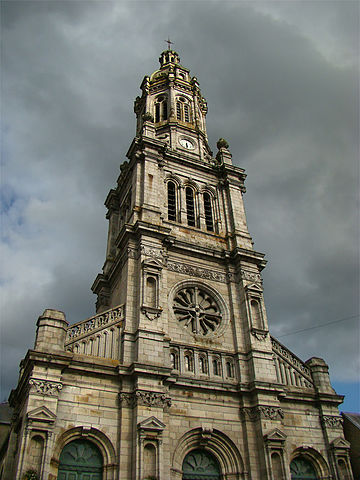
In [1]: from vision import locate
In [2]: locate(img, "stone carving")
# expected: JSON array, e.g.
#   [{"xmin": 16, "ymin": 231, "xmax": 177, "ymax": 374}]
[
  {"xmin": 167, "ymin": 261, "xmax": 229, "ymax": 283},
  {"xmin": 136, "ymin": 391, "xmax": 172, "ymax": 408},
  {"xmin": 271, "ymin": 337, "xmax": 312, "ymax": 380},
  {"xmin": 119, "ymin": 392, "xmax": 136, "ymax": 408},
  {"xmin": 67, "ymin": 305, "xmax": 123, "ymax": 340},
  {"xmin": 141, "ymin": 246, "xmax": 166, "ymax": 262},
  {"xmin": 29, "ymin": 379, "xmax": 63, "ymax": 396},
  {"xmin": 322, "ymin": 416, "xmax": 343, "ymax": 428},
  {"xmin": 242, "ymin": 406, "xmax": 284, "ymax": 421},
  {"xmin": 240, "ymin": 269, "xmax": 262, "ymax": 284},
  {"xmin": 251, "ymin": 328, "xmax": 268, "ymax": 341},
  {"xmin": 119, "ymin": 391, "xmax": 172, "ymax": 409},
  {"xmin": 141, "ymin": 307, "xmax": 162, "ymax": 321}
]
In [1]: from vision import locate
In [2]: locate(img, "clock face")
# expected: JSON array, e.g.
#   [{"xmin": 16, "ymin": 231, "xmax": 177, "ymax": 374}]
[{"xmin": 179, "ymin": 138, "xmax": 195, "ymax": 150}]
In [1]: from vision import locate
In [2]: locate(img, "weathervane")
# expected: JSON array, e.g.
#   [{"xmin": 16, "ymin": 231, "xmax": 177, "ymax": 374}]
[{"xmin": 165, "ymin": 37, "xmax": 174, "ymax": 50}]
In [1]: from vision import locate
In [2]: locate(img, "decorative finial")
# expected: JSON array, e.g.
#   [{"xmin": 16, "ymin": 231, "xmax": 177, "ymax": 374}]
[{"xmin": 165, "ymin": 37, "xmax": 174, "ymax": 50}]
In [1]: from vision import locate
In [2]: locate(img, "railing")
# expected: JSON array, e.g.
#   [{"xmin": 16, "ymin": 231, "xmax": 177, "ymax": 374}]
[
  {"xmin": 65, "ymin": 305, "xmax": 124, "ymax": 360},
  {"xmin": 271, "ymin": 336, "xmax": 314, "ymax": 389}
]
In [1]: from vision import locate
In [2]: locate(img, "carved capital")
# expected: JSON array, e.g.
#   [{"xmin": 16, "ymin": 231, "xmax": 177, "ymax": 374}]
[
  {"xmin": 29, "ymin": 379, "xmax": 63, "ymax": 397},
  {"xmin": 322, "ymin": 415, "xmax": 343, "ymax": 428},
  {"xmin": 240, "ymin": 269, "xmax": 262, "ymax": 285},
  {"xmin": 242, "ymin": 405, "xmax": 284, "ymax": 421},
  {"xmin": 119, "ymin": 391, "xmax": 171, "ymax": 410}
]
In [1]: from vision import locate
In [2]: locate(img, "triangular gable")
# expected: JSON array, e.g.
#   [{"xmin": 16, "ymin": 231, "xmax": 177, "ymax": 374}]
[
  {"xmin": 142, "ymin": 258, "xmax": 163, "ymax": 269},
  {"xmin": 331, "ymin": 437, "xmax": 350, "ymax": 449},
  {"xmin": 27, "ymin": 406, "xmax": 56, "ymax": 424},
  {"xmin": 264, "ymin": 428, "xmax": 287, "ymax": 442},
  {"xmin": 245, "ymin": 283, "xmax": 263, "ymax": 293},
  {"xmin": 138, "ymin": 416, "xmax": 165, "ymax": 432}
]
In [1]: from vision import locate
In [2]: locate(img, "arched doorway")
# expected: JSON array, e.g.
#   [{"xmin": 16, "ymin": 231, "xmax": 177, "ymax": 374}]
[
  {"xmin": 290, "ymin": 457, "xmax": 318, "ymax": 480},
  {"xmin": 182, "ymin": 449, "xmax": 221, "ymax": 480},
  {"xmin": 57, "ymin": 438, "xmax": 103, "ymax": 480}
]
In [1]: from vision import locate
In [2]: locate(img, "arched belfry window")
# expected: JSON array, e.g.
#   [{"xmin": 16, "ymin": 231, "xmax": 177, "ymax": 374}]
[
  {"xmin": 176, "ymin": 96, "xmax": 191, "ymax": 123},
  {"xmin": 155, "ymin": 95, "xmax": 168, "ymax": 123},
  {"xmin": 167, "ymin": 181, "xmax": 177, "ymax": 221},
  {"xmin": 203, "ymin": 192, "xmax": 214, "ymax": 231},
  {"xmin": 185, "ymin": 187, "xmax": 196, "ymax": 227}
]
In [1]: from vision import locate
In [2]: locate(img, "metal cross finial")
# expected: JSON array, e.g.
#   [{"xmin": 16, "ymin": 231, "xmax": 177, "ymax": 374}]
[{"xmin": 165, "ymin": 37, "xmax": 174, "ymax": 50}]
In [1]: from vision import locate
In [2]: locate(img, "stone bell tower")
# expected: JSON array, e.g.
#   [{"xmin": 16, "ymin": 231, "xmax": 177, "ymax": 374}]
[{"xmin": 91, "ymin": 48, "xmax": 282, "ymax": 477}]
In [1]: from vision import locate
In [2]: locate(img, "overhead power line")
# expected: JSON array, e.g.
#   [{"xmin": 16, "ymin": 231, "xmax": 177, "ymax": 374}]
[{"xmin": 276, "ymin": 314, "xmax": 359, "ymax": 338}]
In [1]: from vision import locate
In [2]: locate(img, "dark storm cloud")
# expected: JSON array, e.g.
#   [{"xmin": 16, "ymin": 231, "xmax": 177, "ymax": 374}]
[{"xmin": 1, "ymin": 1, "xmax": 358, "ymax": 404}]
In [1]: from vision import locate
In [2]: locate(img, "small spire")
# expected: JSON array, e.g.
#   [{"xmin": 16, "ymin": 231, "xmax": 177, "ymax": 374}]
[{"xmin": 165, "ymin": 37, "xmax": 174, "ymax": 51}]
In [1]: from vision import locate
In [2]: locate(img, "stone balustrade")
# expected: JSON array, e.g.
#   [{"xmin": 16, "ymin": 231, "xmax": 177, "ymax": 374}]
[
  {"xmin": 271, "ymin": 336, "xmax": 314, "ymax": 389},
  {"xmin": 65, "ymin": 305, "xmax": 124, "ymax": 359}
]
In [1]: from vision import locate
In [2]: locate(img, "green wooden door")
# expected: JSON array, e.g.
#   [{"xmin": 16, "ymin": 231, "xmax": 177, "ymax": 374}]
[
  {"xmin": 182, "ymin": 449, "xmax": 221, "ymax": 480},
  {"xmin": 57, "ymin": 439, "xmax": 103, "ymax": 480},
  {"xmin": 290, "ymin": 457, "xmax": 318, "ymax": 480}
]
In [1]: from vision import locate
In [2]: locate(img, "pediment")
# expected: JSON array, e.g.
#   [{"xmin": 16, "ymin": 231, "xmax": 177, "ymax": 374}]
[
  {"xmin": 27, "ymin": 406, "xmax": 56, "ymax": 424},
  {"xmin": 245, "ymin": 283, "xmax": 263, "ymax": 293},
  {"xmin": 264, "ymin": 428, "xmax": 287, "ymax": 443},
  {"xmin": 138, "ymin": 416, "xmax": 165, "ymax": 432},
  {"xmin": 142, "ymin": 258, "xmax": 163, "ymax": 270},
  {"xmin": 331, "ymin": 437, "xmax": 350, "ymax": 449}
]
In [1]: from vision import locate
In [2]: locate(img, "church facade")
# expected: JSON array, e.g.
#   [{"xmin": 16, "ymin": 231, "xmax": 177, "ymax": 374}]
[{"xmin": 1, "ymin": 50, "xmax": 353, "ymax": 480}]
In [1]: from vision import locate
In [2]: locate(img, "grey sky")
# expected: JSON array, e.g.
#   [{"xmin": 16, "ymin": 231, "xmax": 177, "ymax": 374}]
[{"xmin": 1, "ymin": 1, "xmax": 359, "ymax": 409}]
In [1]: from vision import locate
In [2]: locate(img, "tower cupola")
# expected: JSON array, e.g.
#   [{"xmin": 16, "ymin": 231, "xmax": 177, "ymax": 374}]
[{"xmin": 133, "ymin": 49, "xmax": 211, "ymax": 161}]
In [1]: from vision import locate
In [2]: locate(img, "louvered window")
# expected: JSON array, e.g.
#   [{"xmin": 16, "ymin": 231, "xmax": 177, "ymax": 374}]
[
  {"xmin": 167, "ymin": 181, "xmax": 176, "ymax": 221},
  {"xmin": 176, "ymin": 102, "xmax": 181, "ymax": 120},
  {"xmin": 186, "ymin": 187, "xmax": 195, "ymax": 226},
  {"xmin": 154, "ymin": 96, "xmax": 168, "ymax": 123},
  {"xmin": 203, "ymin": 192, "xmax": 214, "ymax": 231},
  {"xmin": 184, "ymin": 104, "xmax": 190, "ymax": 122}
]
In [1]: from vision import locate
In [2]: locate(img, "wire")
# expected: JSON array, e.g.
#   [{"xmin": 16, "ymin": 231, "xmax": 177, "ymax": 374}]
[{"xmin": 276, "ymin": 314, "xmax": 359, "ymax": 338}]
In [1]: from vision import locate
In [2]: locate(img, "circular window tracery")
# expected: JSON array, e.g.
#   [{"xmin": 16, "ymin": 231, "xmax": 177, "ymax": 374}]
[{"xmin": 173, "ymin": 286, "xmax": 222, "ymax": 336}]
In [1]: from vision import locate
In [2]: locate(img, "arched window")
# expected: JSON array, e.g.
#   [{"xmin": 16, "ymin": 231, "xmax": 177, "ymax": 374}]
[
  {"xmin": 199, "ymin": 356, "xmax": 207, "ymax": 374},
  {"xmin": 168, "ymin": 181, "xmax": 177, "ymax": 221},
  {"xmin": 170, "ymin": 351, "xmax": 179, "ymax": 370},
  {"xmin": 226, "ymin": 361, "xmax": 233, "ymax": 378},
  {"xmin": 146, "ymin": 277, "xmax": 157, "ymax": 307},
  {"xmin": 176, "ymin": 97, "xmax": 191, "ymax": 123},
  {"xmin": 213, "ymin": 358, "xmax": 221, "ymax": 376},
  {"xmin": 271, "ymin": 452, "xmax": 283, "ymax": 479},
  {"xmin": 185, "ymin": 187, "xmax": 196, "ymax": 227},
  {"xmin": 144, "ymin": 443, "xmax": 157, "ymax": 478},
  {"xmin": 203, "ymin": 192, "xmax": 214, "ymax": 231},
  {"xmin": 250, "ymin": 299, "xmax": 262, "ymax": 329},
  {"xmin": 290, "ymin": 457, "xmax": 318, "ymax": 479},
  {"xmin": 182, "ymin": 449, "xmax": 221, "ymax": 480},
  {"xmin": 58, "ymin": 439, "xmax": 103, "ymax": 480},
  {"xmin": 154, "ymin": 96, "xmax": 168, "ymax": 123},
  {"xmin": 184, "ymin": 353, "xmax": 193, "ymax": 372}
]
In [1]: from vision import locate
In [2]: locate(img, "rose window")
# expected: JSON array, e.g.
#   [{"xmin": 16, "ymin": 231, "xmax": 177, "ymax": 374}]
[{"xmin": 173, "ymin": 286, "xmax": 222, "ymax": 336}]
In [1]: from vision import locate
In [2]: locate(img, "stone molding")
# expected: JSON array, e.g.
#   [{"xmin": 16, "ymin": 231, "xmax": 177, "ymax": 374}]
[
  {"xmin": 242, "ymin": 405, "xmax": 284, "ymax": 421},
  {"xmin": 251, "ymin": 328, "xmax": 268, "ymax": 341},
  {"xmin": 29, "ymin": 378, "xmax": 63, "ymax": 396},
  {"xmin": 322, "ymin": 415, "xmax": 343, "ymax": 428},
  {"xmin": 167, "ymin": 260, "xmax": 232, "ymax": 283},
  {"xmin": 119, "ymin": 390, "xmax": 172, "ymax": 409}
]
